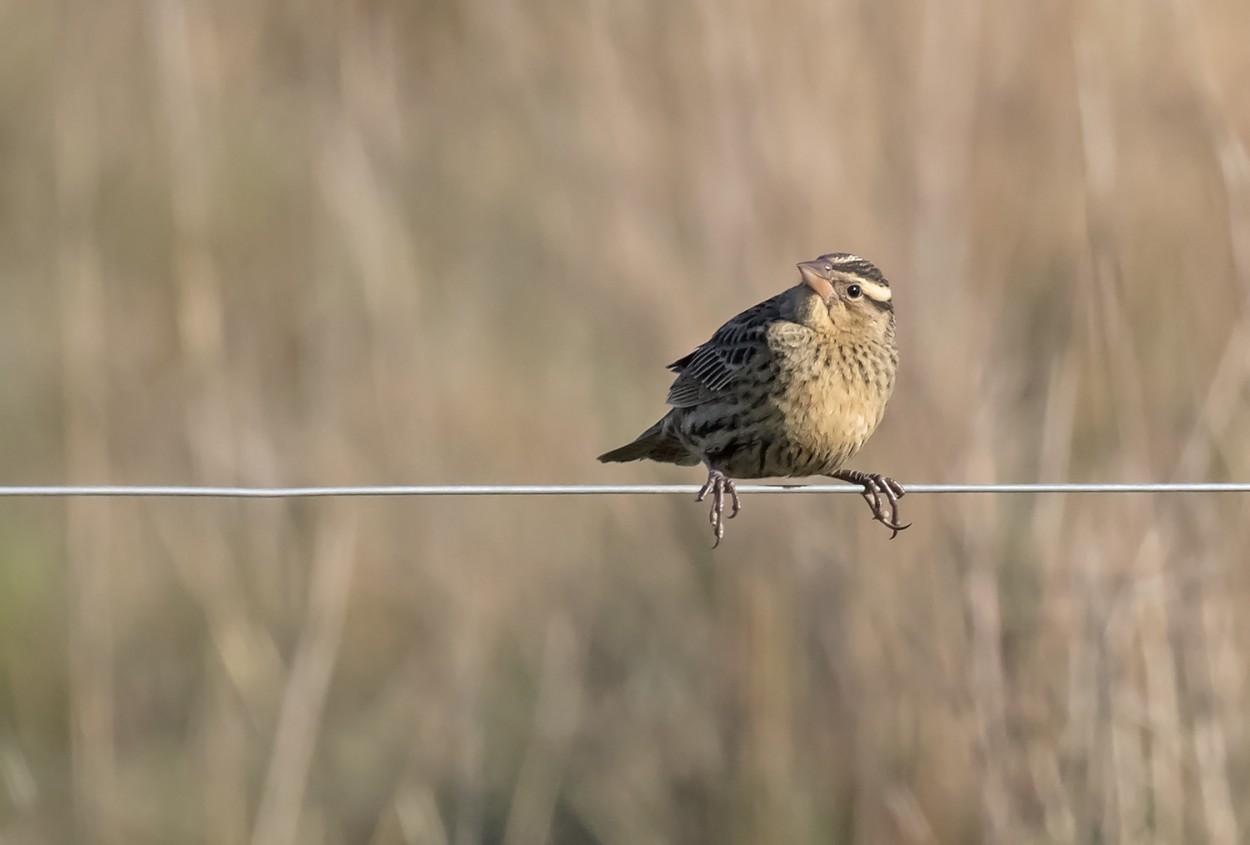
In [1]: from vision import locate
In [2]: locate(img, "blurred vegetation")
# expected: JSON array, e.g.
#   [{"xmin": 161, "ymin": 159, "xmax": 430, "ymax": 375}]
[{"xmin": 2, "ymin": 0, "xmax": 1250, "ymax": 842}]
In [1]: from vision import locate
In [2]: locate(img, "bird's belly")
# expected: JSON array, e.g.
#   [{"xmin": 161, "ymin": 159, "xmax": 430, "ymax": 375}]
[
  {"xmin": 790, "ymin": 410, "xmax": 874, "ymax": 472},
  {"xmin": 673, "ymin": 398, "xmax": 877, "ymax": 480},
  {"xmin": 670, "ymin": 358, "xmax": 891, "ymax": 479},
  {"xmin": 772, "ymin": 376, "xmax": 888, "ymax": 475}
]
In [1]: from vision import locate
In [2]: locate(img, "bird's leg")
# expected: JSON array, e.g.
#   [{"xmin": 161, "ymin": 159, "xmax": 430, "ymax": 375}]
[
  {"xmin": 828, "ymin": 469, "xmax": 910, "ymax": 539},
  {"xmin": 696, "ymin": 467, "xmax": 740, "ymax": 548}
]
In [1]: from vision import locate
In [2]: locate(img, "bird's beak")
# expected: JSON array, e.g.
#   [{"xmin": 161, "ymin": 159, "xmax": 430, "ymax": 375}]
[
  {"xmin": 797, "ymin": 261, "xmax": 825, "ymax": 283},
  {"xmin": 797, "ymin": 261, "xmax": 834, "ymax": 301}
]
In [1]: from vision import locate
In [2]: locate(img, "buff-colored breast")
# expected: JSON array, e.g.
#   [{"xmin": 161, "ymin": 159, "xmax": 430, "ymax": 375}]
[{"xmin": 766, "ymin": 322, "xmax": 897, "ymax": 476}]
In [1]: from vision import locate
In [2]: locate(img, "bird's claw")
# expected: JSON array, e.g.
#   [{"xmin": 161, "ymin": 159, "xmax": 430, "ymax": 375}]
[
  {"xmin": 697, "ymin": 470, "xmax": 739, "ymax": 548},
  {"xmin": 832, "ymin": 470, "xmax": 910, "ymax": 538}
]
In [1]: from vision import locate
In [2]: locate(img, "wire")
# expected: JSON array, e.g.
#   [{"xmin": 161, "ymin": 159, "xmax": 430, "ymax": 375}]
[{"xmin": 0, "ymin": 482, "xmax": 1248, "ymax": 498}]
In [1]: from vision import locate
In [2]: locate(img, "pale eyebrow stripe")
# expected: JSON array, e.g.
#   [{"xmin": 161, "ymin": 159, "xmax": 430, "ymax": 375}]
[{"xmin": 859, "ymin": 279, "xmax": 892, "ymax": 301}]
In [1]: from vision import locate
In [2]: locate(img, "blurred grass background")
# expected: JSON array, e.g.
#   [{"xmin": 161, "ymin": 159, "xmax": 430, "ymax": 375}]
[{"xmin": 2, "ymin": 0, "xmax": 1250, "ymax": 842}]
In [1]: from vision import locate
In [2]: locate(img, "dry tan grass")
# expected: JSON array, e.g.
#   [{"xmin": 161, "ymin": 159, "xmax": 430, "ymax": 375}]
[{"xmin": 2, "ymin": 0, "xmax": 1250, "ymax": 842}]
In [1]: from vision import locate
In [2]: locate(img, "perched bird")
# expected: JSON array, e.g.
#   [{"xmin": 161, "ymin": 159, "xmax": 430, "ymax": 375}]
[{"xmin": 598, "ymin": 252, "xmax": 907, "ymax": 546}]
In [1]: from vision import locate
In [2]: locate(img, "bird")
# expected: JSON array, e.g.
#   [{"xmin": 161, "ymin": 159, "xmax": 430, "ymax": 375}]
[{"xmin": 598, "ymin": 252, "xmax": 907, "ymax": 546}]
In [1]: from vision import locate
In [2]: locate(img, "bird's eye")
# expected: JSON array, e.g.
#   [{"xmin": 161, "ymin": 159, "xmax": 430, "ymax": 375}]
[
  {"xmin": 846, "ymin": 284, "xmax": 862, "ymax": 299},
  {"xmin": 824, "ymin": 264, "xmax": 833, "ymax": 273}
]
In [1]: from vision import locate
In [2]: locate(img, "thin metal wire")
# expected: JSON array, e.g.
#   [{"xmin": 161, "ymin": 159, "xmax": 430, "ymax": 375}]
[{"xmin": 0, "ymin": 482, "xmax": 1248, "ymax": 498}]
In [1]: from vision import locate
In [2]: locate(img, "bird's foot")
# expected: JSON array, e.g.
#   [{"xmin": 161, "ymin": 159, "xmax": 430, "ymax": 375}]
[
  {"xmin": 829, "ymin": 469, "xmax": 910, "ymax": 539},
  {"xmin": 696, "ymin": 469, "xmax": 740, "ymax": 548}
]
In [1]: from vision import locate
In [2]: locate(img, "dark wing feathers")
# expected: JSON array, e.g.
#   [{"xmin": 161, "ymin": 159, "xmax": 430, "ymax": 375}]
[{"xmin": 664, "ymin": 294, "xmax": 783, "ymax": 408}]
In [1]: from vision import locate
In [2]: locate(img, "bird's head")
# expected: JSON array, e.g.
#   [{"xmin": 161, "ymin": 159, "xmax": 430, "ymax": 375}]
[{"xmin": 797, "ymin": 253, "xmax": 894, "ymax": 332}]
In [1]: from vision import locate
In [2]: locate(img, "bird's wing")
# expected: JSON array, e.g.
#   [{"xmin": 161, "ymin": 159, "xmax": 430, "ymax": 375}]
[{"xmin": 664, "ymin": 295, "xmax": 783, "ymax": 408}]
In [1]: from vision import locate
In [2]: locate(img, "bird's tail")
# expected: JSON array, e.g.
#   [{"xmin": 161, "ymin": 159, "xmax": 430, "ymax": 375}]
[{"xmin": 598, "ymin": 421, "xmax": 698, "ymax": 466}]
